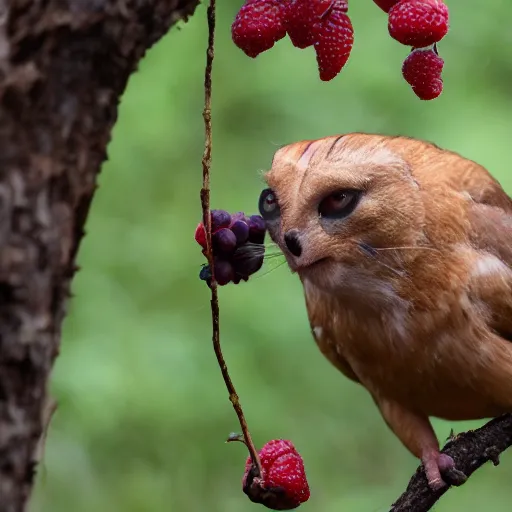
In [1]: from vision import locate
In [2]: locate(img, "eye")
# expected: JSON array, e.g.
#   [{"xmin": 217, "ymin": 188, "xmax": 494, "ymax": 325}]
[
  {"xmin": 318, "ymin": 190, "xmax": 361, "ymax": 219},
  {"xmin": 258, "ymin": 188, "xmax": 280, "ymax": 220}
]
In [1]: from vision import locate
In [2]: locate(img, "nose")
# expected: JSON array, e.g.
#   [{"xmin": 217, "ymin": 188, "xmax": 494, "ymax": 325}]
[{"xmin": 284, "ymin": 229, "xmax": 302, "ymax": 257}]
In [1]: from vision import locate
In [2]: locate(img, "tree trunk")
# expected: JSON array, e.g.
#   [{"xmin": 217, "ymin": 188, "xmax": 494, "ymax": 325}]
[{"xmin": 0, "ymin": 1, "xmax": 199, "ymax": 510}]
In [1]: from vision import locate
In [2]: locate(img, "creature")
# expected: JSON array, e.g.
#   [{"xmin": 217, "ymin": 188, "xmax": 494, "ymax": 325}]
[{"xmin": 258, "ymin": 133, "xmax": 512, "ymax": 490}]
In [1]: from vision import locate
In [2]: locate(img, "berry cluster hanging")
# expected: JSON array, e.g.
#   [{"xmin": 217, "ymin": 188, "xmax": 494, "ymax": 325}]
[{"xmin": 231, "ymin": 0, "xmax": 449, "ymax": 100}]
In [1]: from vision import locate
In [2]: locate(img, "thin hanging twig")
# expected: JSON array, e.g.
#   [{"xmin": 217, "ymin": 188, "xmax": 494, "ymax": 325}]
[{"xmin": 200, "ymin": 0, "xmax": 262, "ymax": 476}]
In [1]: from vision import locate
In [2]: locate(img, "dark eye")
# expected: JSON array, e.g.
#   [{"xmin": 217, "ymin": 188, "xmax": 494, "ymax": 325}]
[
  {"xmin": 258, "ymin": 188, "xmax": 280, "ymax": 220},
  {"xmin": 318, "ymin": 190, "xmax": 361, "ymax": 219}
]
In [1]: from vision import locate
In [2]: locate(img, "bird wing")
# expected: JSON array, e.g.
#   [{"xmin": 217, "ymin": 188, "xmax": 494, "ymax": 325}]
[
  {"xmin": 405, "ymin": 137, "xmax": 512, "ymax": 213},
  {"xmin": 419, "ymin": 145, "xmax": 512, "ymax": 339},
  {"xmin": 467, "ymin": 201, "xmax": 512, "ymax": 341},
  {"xmin": 457, "ymin": 168, "xmax": 512, "ymax": 213}
]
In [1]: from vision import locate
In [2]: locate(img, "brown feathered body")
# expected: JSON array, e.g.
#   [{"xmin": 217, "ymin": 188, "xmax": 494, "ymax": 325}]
[{"xmin": 261, "ymin": 133, "xmax": 512, "ymax": 488}]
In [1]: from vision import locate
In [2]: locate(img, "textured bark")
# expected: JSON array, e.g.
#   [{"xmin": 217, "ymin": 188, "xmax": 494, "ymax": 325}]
[
  {"xmin": 390, "ymin": 414, "xmax": 512, "ymax": 511},
  {"xmin": 0, "ymin": 1, "xmax": 199, "ymax": 510}
]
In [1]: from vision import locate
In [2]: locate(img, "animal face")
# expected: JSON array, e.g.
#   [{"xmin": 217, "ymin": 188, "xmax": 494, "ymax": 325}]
[{"xmin": 259, "ymin": 134, "xmax": 425, "ymax": 294}]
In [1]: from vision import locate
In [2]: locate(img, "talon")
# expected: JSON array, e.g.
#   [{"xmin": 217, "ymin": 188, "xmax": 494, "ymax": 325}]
[
  {"xmin": 443, "ymin": 467, "xmax": 468, "ymax": 487},
  {"xmin": 422, "ymin": 451, "xmax": 447, "ymax": 490},
  {"xmin": 437, "ymin": 453, "xmax": 467, "ymax": 486},
  {"xmin": 422, "ymin": 451, "xmax": 462, "ymax": 491},
  {"xmin": 437, "ymin": 453, "xmax": 455, "ymax": 472},
  {"xmin": 428, "ymin": 477, "xmax": 446, "ymax": 491}
]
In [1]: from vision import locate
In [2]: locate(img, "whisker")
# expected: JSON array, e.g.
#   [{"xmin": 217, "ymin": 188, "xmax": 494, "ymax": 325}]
[
  {"xmin": 374, "ymin": 259, "xmax": 404, "ymax": 277},
  {"xmin": 244, "ymin": 242, "xmax": 283, "ymax": 260},
  {"xmin": 238, "ymin": 242, "xmax": 280, "ymax": 253},
  {"xmin": 372, "ymin": 245, "xmax": 441, "ymax": 253},
  {"xmin": 263, "ymin": 252, "xmax": 285, "ymax": 260},
  {"xmin": 367, "ymin": 257, "xmax": 404, "ymax": 277},
  {"xmin": 232, "ymin": 244, "xmax": 265, "ymax": 260},
  {"xmin": 251, "ymin": 259, "xmax": 288, "ymax": 280},
  {"xmin": 350, "ymin": 238, "xmax": 440, "ymax": 254},
  {"xmin": 358, "ymin": 242, "xmax": 405, "ymax": 277},
  {"xmin": 358, "ymin": 242, "xmax": 378, "ymax": 257}
]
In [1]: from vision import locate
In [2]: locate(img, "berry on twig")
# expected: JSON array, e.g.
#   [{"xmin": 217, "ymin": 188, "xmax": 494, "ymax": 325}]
[
  {"xmin": 284, "ymin": 0, "xmax": 316, "ymax": 49},
  {"xmin": 402, "ymin": 47, "xmax": 444, "ymax": 100},
  {"xmin": 242, "ymin": 439, "xmax": 310, "ymax": 510},
  {"xmin": 285, "ymin": 0, "xmax": 349, "ymax": 50},
  {"xmin": 195, "ymin": 210, "xmax": 267, "ymax": 287},
  {"xmin": 201, "ymin": 4, "xmax": 308, "ymax": 510},
  {"xmin": 388, "ymin": 0, "xmax": 449, "ymax": 48},
  {"xmin": 313, "ymin": 0, "xmax": 354, "ymax": 81},
  {"xmin": 232, "ymin": 0, "xmax": 288, "ymax": 58},
  {"xmin": 232, "ymin": 0, "xmax": 354, "ymax": 82},
  {"xmin": 230, "ymin": 0, "xmax": 451, "ymax": 99}
]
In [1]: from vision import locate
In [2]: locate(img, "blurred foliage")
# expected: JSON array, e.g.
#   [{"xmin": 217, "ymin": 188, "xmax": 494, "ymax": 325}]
[{"xmin": 32, "ymin": 1, "xmax": 512, "ymax": 511}]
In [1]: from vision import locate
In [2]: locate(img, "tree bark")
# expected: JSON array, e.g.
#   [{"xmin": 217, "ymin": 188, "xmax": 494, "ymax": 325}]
[{"xmin": 0, "ymin": 1, "xmax": 199, "ymax": 510}]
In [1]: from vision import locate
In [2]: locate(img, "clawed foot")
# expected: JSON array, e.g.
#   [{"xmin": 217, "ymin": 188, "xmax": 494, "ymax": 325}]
[{"xmin": 422, "ymin": 452, "xmax": 468, "ymax": 490}]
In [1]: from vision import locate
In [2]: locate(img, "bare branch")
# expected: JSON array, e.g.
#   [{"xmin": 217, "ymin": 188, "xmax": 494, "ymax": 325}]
[{"xmin": 391, "ymin": 414, "xmax": 512, "ymax": 512}]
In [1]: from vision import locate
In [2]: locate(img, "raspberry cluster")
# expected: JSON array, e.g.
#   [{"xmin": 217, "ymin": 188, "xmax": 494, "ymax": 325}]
[
  {"xmin": 232, "ymin": 0, "xmax": 355, "ymax": 82},
  {"xmin": 376, "ymin": 0, "xmax": 449, "ymax": 100},
  {"xmin": 243, "ymin": 439, "xmax": 310, "ymax": 510},
  {"xmin": 195, "ymin": 209, "xmax": 266, "ymax": 286},
  {"xmin": 231, "ymin": 0, "xmax": 449, "ymax": 99},
  {"xmin": 402, "ymin": 47, "xmax": 444, "ymax": 101}
]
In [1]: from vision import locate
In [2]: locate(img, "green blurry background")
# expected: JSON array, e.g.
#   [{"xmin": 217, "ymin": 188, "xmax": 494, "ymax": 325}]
[{"xmin": 32, "ymin": 1, "xmax": 512, "ymax": 511}]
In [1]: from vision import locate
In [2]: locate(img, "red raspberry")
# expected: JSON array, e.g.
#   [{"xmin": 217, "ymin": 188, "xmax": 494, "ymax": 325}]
[
  {"xmin": 402, "ymin": 48, "xmax": 444, "ymax": 100},
  {"xmin": 194, "ymin": 223, "xmax": 207, "ymax": 250},
  {"xmin": 195, "ymin": 210, "xmax": 233, "ymax": 251},
  {"xmin": 284, "ymin": 0, "xmax": 348, "ymax": 50},
  {"xmin": 232, "ymin": 0, "xmax": 288, "ymax": 58},
  {"xmin": 243, "ymin": 439, "xmax": 310, "ymax": 510},
  {"xmin": 388, "ymin": 0, "xmax": 449, "ymax": 48},
  {"xmin": 372, "ymin": 0, "xmax": 400, "ymax": 12},
  {"xmin": 284, "ymin": 0, "xmax": 315, "ymax": 49},
  {"xmin": 313, "ymin": 1, "xmax": 354, "ymax": 81}
]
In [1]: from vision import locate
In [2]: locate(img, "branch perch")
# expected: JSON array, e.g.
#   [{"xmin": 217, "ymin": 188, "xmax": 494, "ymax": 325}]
[{"xmin": 390, "ymin": 414, "xmax": 512, "ymax": 511}]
